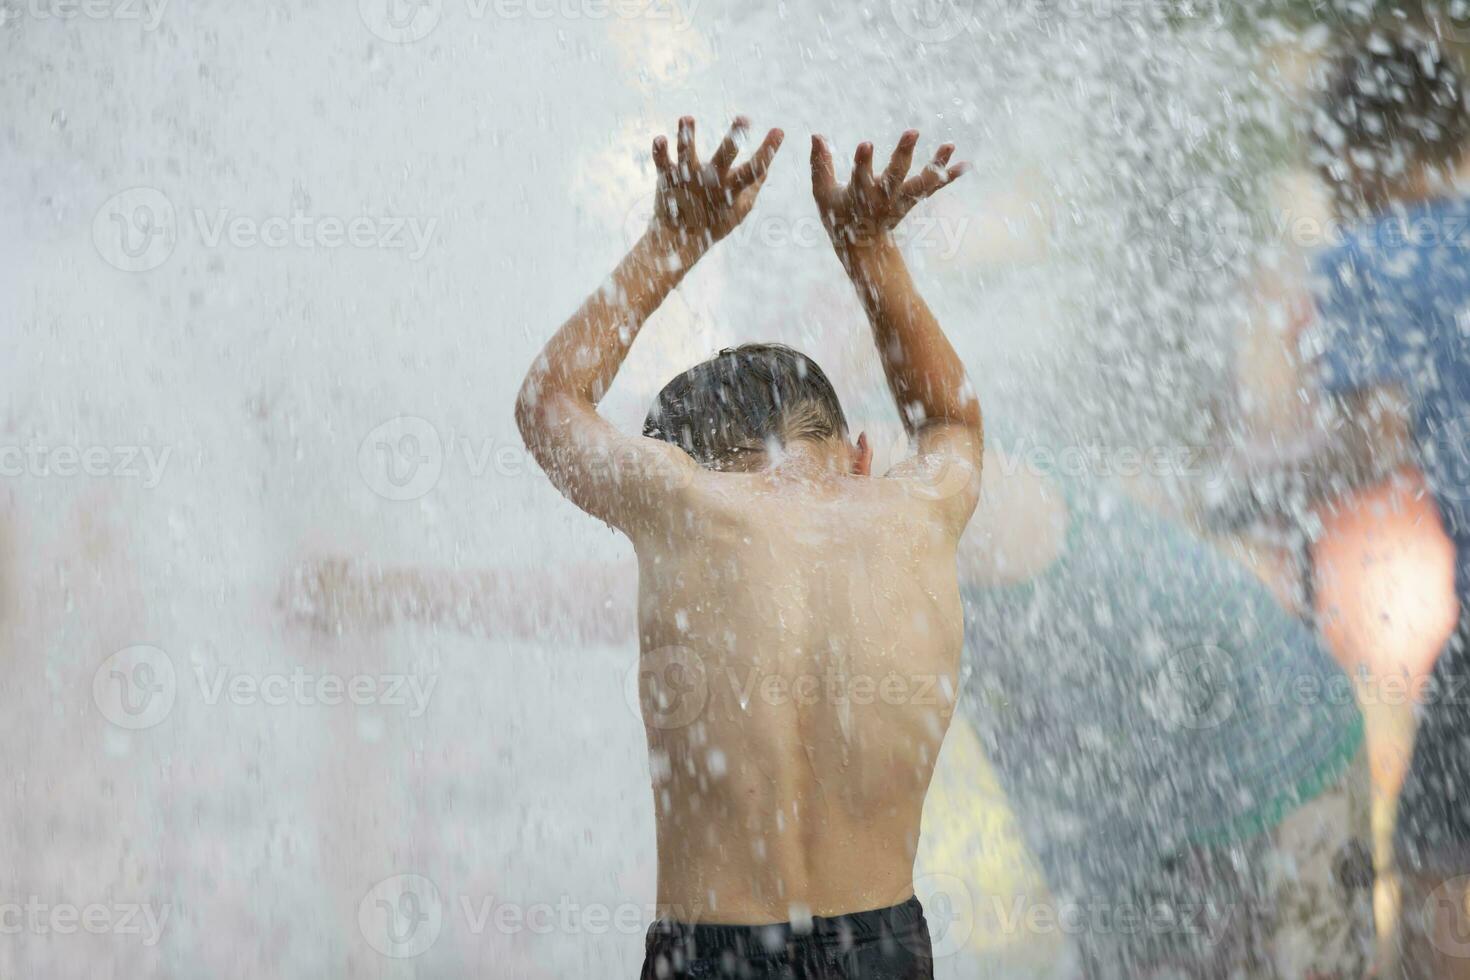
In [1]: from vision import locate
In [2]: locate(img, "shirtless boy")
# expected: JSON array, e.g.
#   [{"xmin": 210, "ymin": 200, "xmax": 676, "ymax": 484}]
[{"xmin": 514, "ymin": 116, "xmax": 981, "ymax": 979}]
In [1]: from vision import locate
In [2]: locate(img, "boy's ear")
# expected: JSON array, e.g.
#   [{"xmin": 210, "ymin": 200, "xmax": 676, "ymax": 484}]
[{"xmin": 851, "ymin": 431, "xmax": 873, "ymax": 477}]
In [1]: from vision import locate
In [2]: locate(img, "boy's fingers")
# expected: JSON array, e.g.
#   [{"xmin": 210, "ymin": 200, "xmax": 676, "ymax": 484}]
[
  {"xmin": 901, "ymin": 150, "xmax": 966, "ymax": 201},
  {"xmin": 852, "ymin": 141, "xmax": 875, "ymax": 189},
  {"xmin": 652, "ymin": 135, "xmax": 674, "ymax": 176},
  {"xmin": 676, "ymin": 115, "xmax": 699, "ymax": 174},
  {"xmin": 900, "ymin": 170, "xmax": 940, "ymax": 202},
  {"xmin": 931, "ymin": 143, "xmax": 956, "ymax": 169},
  {"xmin": 810, "ymin": 134, "xmax": 837, "ymax": 200},
  {"xmin": 731, "ymin": 128, "xmax": 784, "ymax": 190},
  {"xmin": 710, "ymin": 115, "xmax": 750, "ymax": 174},
  {"xmin": 881, "ymin": 129, "xmax": 919, "ymax": 193}
]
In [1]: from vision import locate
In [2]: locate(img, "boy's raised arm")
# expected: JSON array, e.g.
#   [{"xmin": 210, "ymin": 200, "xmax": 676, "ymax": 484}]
[
  {"xmin": 811, "ymin": 130, "xmax": 983, "ymax": 521},
  {"xmin": 514, "ymin": 116, "xmax": 782, "ymax": 529}
]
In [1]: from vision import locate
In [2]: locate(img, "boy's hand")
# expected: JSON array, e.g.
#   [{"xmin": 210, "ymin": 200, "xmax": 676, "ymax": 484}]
[
  {"xmin": 810, "ymin": 130, "xmax": 967, "ymax": 258},
  {"xmin": 647, "ymin": 115, "xmax": 784, "ymax": 264}
]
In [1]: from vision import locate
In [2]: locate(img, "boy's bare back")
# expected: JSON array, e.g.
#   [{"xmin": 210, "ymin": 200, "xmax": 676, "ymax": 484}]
[{"xmin": 635, "ymin": 466, "xmax": 966, "ymax": 923}]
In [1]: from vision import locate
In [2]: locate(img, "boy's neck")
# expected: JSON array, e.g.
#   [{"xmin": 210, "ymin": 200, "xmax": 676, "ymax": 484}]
[{"xmin": 763, "ymin": 439, "xmax": 853, "ymax": 478}]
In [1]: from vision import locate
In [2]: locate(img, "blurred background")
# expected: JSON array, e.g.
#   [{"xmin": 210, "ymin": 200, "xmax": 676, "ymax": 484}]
[{"xmin": 4, "ymin": 0, "xmax": 1468, "ymax": 976}]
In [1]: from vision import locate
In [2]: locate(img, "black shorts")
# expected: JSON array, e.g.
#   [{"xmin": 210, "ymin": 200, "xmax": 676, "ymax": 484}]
[
  {"xmin": 1396, "ymin": 614, "xmax": 1470, "ymax": 874},
  {"xmin": 640, "ymin": 897, "xmax": 933, "ymax": 979}
]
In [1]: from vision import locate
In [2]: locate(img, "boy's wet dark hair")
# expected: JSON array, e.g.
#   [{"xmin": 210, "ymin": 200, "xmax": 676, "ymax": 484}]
[
  {"xmin": 1311, "ymin": 27, "xmax": 1470, "ymax": 213},
  {"xmin": 643, "ymin": 343, "xmax": 849, "ymax": 470}
]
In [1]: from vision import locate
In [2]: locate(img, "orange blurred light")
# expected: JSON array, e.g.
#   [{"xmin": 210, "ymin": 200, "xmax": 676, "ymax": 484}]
[{"xmin": 1312, "ymin": 468, "xmax": 1461, "ymax": 682}]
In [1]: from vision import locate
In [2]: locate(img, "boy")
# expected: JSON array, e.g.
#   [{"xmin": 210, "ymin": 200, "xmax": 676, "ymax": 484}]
[{"xmin": 514, "ymin": 117, "xmax": 982, "ymax": 979}]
